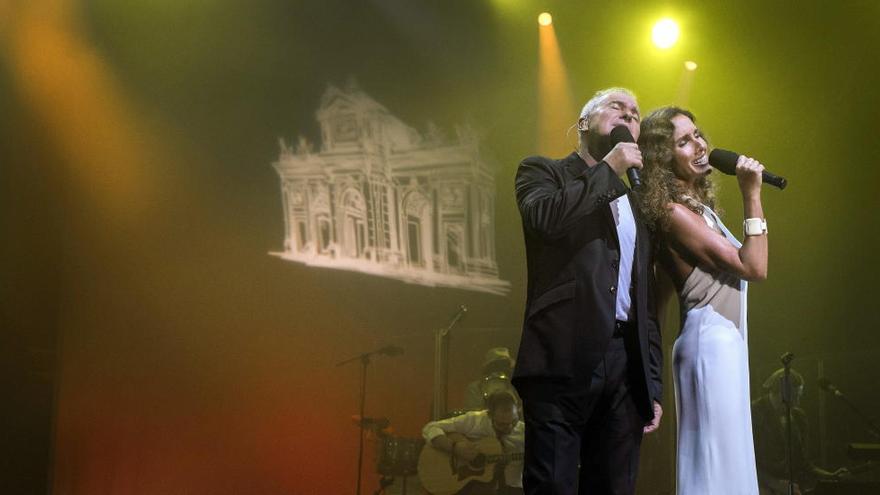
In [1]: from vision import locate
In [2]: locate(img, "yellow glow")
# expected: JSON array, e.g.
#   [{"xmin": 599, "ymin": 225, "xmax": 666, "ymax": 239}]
[
  {"xmin": 538, "ymin": 12, "xmax": 552, "ymax": 26},
  {"xmin": 8, "ymin": 0, "xmax": 162, "ymax": 222},
  {"xmin": 652, "ymin": 18, "xmax": 680, "ymax": 49},
  {"xmin": 538, "ymin": 20, "xmax": 574, "ymax": 156},
  {"xmin": 684, "ymin": 60, "xmax": 698, "ymax": 71}
]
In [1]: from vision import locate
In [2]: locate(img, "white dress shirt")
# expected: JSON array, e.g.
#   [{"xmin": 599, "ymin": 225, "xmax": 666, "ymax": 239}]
[
  {"xmin": 610, "ymin": 194, "xmax": 636, "ymax": 321},
  {"xmin": 422, "ymin": 410, "xmax": 524, "ymax": 487}
]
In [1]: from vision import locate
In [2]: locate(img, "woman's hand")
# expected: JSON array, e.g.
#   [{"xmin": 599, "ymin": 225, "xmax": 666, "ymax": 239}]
[{"xmin": 735, "ymin": 155, "xmax": 764, "ymax": 198}]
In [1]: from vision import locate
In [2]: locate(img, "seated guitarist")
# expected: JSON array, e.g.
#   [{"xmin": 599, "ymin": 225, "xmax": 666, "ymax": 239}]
[
  {"xmin": 422, "ymin": 391, "xmax": 524, "ymax": 495},
  {"xmin": 752, "ymin": 368, "xmax": 849, "ymax": 494}
]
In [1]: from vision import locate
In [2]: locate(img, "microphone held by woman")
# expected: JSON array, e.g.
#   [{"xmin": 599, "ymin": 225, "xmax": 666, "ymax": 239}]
[{"xmin": 709, "ymin": 148, "xmax": 788, "ymax": 190}]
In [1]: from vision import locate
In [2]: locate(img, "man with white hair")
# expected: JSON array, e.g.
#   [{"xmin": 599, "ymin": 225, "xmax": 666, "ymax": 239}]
[{"xmin": 512, "ymin": 88, "xmax": 663, "ymax": 494}]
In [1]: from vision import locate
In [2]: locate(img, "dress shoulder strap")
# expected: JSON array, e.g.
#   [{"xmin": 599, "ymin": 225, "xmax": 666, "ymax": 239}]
[{"xmin": 700, "ymin": 204, "xmax": 742, "ymax": 249}]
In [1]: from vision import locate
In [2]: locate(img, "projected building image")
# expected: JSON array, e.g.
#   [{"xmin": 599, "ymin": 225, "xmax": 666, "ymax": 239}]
[{"xmin": 272, "ymin": 82, "xmax": 509, "ymax": 294}]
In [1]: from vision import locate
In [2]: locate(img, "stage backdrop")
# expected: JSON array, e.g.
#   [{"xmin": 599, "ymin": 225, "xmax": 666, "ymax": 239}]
[{"xmin": 2, "ymin": 0, "xmax": 879, "ymax": 493}]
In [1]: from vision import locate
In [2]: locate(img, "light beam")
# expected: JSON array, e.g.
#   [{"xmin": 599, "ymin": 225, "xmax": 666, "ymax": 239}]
[{"xmin": 537, "ymin": 13, "xmax": 574, "ymax": 156}]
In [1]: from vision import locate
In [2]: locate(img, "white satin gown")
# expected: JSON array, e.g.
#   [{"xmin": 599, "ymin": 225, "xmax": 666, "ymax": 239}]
[{"xmin": 672, "ymin": 205, "xmax": 759, "ymax": 495}]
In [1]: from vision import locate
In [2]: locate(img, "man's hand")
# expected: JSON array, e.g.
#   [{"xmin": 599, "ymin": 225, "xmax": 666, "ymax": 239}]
[
  {"xmin": 643, "ymin": 401, "xmax": 662, "ymax": 434},
  {"xmin": 603, "ymin": 142, "xmax": 642, "ymax": 178},
  {"xmin": 453, "ymin": 440, "xmax": 480, "ymax": 463}
]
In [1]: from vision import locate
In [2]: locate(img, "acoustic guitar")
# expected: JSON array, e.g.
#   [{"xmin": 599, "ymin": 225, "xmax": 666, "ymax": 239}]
[{"xmin": 418, "ymin": 436, "xmax": 523, "ymax": 495}]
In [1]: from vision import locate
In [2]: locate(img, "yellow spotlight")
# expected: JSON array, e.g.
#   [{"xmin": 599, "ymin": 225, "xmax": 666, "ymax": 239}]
[
  {"xmin": 538, "ymin": 12, "xmax": 552, "ymax": 26},
  {"xmin": 537, "ymin": 10, "xmax": 574, "ymax": 156},
  {"xmin": 684, "ymin": 60, "xmax": 698, "ymax": 71},
  {"xmin": 652, "ymin": 18, "xmax": 680, "ymax": 49}
]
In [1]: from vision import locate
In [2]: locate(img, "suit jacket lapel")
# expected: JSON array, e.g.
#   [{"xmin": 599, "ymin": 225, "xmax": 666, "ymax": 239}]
[
  {"xmin": 562, "ymin": 151, "xmax": 586, "ymax": 178},
  {"xmin": 604, "ymin": 200, "xmax": 621, "ymax": 254}
]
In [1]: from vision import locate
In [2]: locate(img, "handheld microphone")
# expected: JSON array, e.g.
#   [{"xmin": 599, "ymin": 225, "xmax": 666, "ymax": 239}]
[
  {"xmin": 708, "ymin": 149, "xmax": 788, "ymax": 190},
  {"xmin": 780, "ymin": 351, "xmax": 795, "ymax": 366},
  {"xmin": 609, "ymin": 125, "xmax": 641, "ymax": 189}
]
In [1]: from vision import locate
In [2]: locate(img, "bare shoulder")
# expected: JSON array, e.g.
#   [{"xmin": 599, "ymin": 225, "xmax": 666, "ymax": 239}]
[
  {"xmin": 665, "ymin": 203, "xmax": 704, "ymax": 234},
  {"xmin": 664, "ymin": 202, "xmax": 729, "ymax": 253}
]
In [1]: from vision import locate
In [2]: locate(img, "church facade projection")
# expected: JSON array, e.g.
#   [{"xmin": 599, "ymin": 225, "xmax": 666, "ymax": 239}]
[{"xmin": 271, "ymin": 83, "xmax": 509, "ymax": 295}]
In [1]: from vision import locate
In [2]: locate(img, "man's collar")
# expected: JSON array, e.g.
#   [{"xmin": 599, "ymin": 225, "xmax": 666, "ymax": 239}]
[
  {"xmin": 577, "ymin": 148, "xmax": 600, "ymax": 167},
  {"xmin": 564, "ymin": 151, "xmax": 589, "ymax": 175}
]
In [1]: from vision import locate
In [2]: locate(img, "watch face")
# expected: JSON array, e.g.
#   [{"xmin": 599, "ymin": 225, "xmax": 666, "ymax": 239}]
[{"xmin": 744, "ymin": 218, "xmax": 767, "ymax": 235}]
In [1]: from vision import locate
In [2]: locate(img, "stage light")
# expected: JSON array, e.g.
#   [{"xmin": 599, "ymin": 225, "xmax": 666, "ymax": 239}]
[
  {"xmin": 538, "ymin": 12, "xmax": 552, "ymax": 26},
  {"xmin": 537, "ymin": 10, "xmax": 573, "ymax": 156},
  {"xmin": 652, "ymin": 18, "xmax": 680, "ymax": 49},
  {"xmin": 684, "ymin": 60, "xmax": 698, "ymax": 71}
]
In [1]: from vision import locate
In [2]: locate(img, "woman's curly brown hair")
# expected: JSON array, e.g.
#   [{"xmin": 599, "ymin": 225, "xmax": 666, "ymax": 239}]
[{"xmin": 637, "ymin": 106, "xmax": 719, "ymax": 232}]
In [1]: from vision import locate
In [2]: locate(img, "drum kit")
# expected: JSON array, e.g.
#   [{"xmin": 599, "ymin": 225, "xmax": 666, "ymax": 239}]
[
  {"xmin": 349, "ymin": 415, "xmax": 423, "ymax": 494},
  {"xmin": 376, "ymin": 435, "xmax": 424, "ymax": 495},
  {"xmin": 339, "ymin": 308, "xmax": 516, "ymax": 495},
  {"xmin": 378, "ymin": 435, "xmax": 423, "ymax": 477}
]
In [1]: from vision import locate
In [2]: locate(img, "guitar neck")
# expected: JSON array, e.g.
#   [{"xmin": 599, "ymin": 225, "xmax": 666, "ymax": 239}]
[{"xmin": 486, "ymin": 452, "xmax": 524, "ymax": 464}]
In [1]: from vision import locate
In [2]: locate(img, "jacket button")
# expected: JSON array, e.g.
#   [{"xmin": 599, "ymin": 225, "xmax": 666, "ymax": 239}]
[
  {"xmin": 611, "ymin": 260, "xmax": 619, "ymax": 270},
  {"xmin": 609, "ymin": 285, "xmax": 616, "ymax": 293}
]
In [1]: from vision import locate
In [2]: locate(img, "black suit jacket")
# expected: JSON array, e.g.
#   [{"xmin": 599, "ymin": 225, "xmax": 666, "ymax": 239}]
[{"xmin": 512, "ymin": 152, "xmax": 663, "ymax": 420}]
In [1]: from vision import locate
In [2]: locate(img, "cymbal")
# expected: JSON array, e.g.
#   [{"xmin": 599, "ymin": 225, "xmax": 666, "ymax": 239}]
[{"xmin": 350, "ymin": 415, "xmax": 391, "ymax": 430}]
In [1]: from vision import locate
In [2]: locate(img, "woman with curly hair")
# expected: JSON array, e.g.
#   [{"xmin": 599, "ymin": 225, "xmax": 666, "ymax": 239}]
[{"xmin": 638, "ymin": 106, "xmax": 769, "ymax": 494}]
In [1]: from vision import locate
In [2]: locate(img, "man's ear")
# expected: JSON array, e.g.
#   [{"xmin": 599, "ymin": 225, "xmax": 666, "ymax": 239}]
[{"xmin": 577, "ymin": 118, "xmax": 588, "ymax": 132}]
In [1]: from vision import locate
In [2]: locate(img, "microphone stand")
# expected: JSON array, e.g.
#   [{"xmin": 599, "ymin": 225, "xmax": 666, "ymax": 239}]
[
  {"xmin": 820, "ymin": 381, "xmax": 880, "ymax": 440},
  {"xmin": 432, "ymin": 305, "xmax": 467, "ymax": 420},
  {"xmin": 781, "ymin": 352, "xmax": 795, "ymax": 495},
  {"xmin": 336, "ymin": 346, "xmax": 401, "ymax": 495}
]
